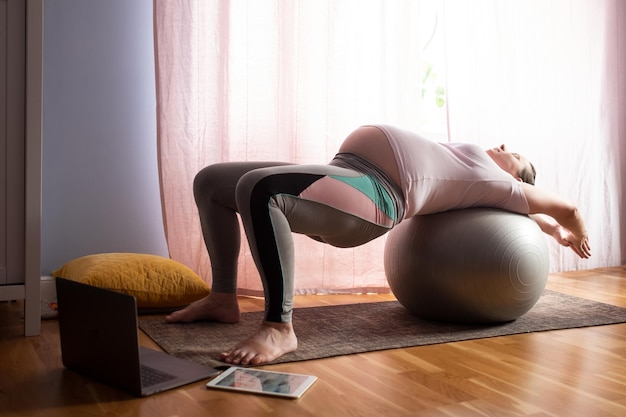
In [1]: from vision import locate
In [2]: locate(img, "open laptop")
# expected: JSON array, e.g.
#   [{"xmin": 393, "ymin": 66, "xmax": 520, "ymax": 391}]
[{"xmin": 56, "ymin": 277, "xmax": 220, "ymax": 396}]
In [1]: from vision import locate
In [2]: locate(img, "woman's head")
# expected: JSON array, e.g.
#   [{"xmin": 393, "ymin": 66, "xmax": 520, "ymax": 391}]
[
  {"xmin": 518, "ymin": 161, "xmax": 536, "ymax": 185},
  {"xmin": 486, "ymin": 144, "xmax": 536, "ymax": 185}
]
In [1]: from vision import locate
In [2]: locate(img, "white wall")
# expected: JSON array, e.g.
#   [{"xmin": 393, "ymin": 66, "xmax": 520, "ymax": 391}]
[{"xmin": 41, "ymin": 0, "xmax": 169, "ymax": 274}]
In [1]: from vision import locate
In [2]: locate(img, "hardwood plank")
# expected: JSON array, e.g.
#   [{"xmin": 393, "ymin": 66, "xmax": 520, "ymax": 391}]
[{"xmin": 1, "ymin": 266, "xmax": 625, "ymax": 416}]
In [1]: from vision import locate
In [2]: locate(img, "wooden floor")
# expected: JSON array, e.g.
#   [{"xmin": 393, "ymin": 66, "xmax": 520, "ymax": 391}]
[{"xmin": 1, "ymin": 266, "xmax": 625, "ymax": 417}]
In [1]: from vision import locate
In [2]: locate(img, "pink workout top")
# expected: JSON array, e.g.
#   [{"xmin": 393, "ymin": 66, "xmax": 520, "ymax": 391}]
[{"xmin": 372, "ymin": 124, "xmax": 530, "ymax": 219}]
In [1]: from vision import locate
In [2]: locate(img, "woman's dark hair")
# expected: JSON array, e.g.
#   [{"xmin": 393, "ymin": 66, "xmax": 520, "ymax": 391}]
[{"xmin": 519, "ymin": 161, "xmax": 537, "ymax": 185}]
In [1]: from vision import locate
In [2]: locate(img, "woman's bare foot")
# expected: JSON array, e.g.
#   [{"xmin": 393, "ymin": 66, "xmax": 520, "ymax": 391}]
[
  {"xmin": 165, "ymin": 292, "xmax": 240, "ymax": 323},
  {"xmin": 220, "ymin": 321, "xmax": 298, "ymax": 365}
]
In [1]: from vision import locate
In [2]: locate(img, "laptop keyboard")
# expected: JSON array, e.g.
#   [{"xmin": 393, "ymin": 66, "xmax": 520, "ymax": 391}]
[{"xmin": 141, "ymin": 365, "xmax": 177, "ymax": 387}]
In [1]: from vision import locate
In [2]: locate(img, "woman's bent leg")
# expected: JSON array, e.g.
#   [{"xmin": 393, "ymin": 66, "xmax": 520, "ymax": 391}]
[
  {"xmin": 235, "ymin": 164, "xmax": 393, "ymax": 323},
  {"xmin": 221, "ymin": 163, "xmax": 393, "ymax": 365},
  {"xmin": 165, "ymin": 161, "xmax": 291, "ymax": 324}
]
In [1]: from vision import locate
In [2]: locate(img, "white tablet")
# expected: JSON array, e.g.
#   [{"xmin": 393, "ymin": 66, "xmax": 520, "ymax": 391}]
[{"xmin": 206, "ymin": 367, "xmax": 317, "ymax": 399}]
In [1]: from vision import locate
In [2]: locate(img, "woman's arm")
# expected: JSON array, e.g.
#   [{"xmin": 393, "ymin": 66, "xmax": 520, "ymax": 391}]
[
  {"xmin": 530, "ymin": 213, "xmax": 560, "ymax": 236},
  {"xmin": 521, "ymin": 183, "xmax": 591, "ymax": 259}
]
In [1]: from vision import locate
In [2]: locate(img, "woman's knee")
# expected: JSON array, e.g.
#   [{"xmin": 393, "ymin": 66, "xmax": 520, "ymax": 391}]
[
  {"xmin": 193, "ymin": 163, "xmax": 229, "ymax": 201},
  {"xmin": 234, "ymin": 169, "xmax": 267, "ymax": 209}
]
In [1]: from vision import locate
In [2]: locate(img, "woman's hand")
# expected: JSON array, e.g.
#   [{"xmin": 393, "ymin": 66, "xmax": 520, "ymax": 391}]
[
  {"xmin": 522, "ymin": 184, "xmax": 591, "ymax": 259},
  {"xmin": 553, "ymin": 225, "xmax": 591, "ymax": 258}
]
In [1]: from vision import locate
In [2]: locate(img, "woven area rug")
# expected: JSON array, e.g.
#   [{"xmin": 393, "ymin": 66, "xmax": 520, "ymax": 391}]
[{"xmin": 139, "ymin": 290, "xmax": 626, "ymax": 368}]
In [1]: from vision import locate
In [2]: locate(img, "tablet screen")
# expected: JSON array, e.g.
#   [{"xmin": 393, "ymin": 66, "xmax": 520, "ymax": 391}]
[{"xmin": 206, "ymin": 367, "xmax": 317, "ymax": 399}]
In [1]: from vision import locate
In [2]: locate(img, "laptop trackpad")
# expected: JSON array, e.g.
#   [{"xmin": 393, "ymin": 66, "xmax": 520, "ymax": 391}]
[{"xmin": 139, "ymin": 346, "xmax": 219, "ymax": 392}]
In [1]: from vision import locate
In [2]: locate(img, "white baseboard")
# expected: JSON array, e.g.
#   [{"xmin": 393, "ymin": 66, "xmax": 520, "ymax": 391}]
[{"xmin": 40, "ymin": 276, "xmax": 57, "ymax": 319}]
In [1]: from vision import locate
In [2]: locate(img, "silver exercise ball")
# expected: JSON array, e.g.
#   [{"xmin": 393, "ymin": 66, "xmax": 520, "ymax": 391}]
[{"xmin": 384, "ymin": 208, "xmax": 549, "ymax": 323}]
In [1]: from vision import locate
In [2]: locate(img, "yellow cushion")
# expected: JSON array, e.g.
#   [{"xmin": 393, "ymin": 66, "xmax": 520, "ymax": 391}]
[{"xmin": 52, "ymin": 253, "xmax": 210, "ymax": 309}]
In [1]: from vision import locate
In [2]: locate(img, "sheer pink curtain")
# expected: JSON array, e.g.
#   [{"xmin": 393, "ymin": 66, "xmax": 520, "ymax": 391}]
[{"xmin": 154, "ymin": 1, "xmax": 626, "ymax": 295}]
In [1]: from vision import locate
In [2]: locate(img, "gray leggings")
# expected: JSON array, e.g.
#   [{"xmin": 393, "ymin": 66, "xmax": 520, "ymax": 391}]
[{"xmin": 193, "ymin": 155, "xmax": 404, "ymax": 322}]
